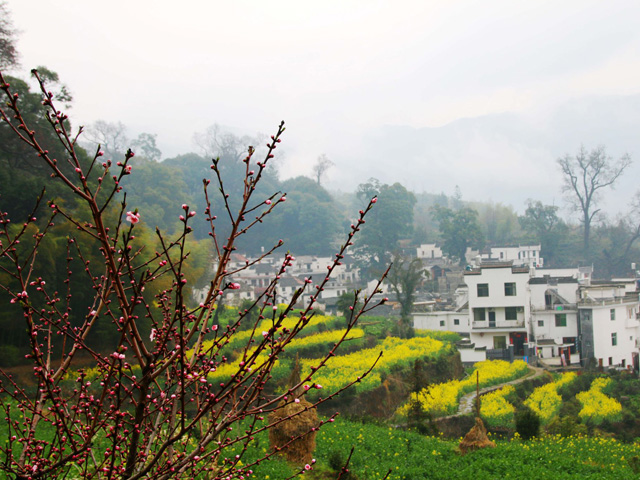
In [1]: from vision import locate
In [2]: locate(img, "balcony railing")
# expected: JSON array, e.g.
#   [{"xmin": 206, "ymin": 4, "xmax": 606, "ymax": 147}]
[{"xmin": 472, "ymin": 320, "xmax": 525, "ymax": 329}]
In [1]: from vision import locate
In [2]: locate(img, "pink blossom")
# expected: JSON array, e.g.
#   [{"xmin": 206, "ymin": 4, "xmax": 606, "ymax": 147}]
[
  {"xmin": 371, "ymin": 197, "xmax": 377, "ymax": 203},
  {"xmin": 315, "ymin": 384, "xmax": 322, "ymax": 389},
  {"xmin": 265, "ymin": 199, "xmax": 272, "ymax": 205},
  {"xmin": 262, "ymin": 331, "xmax": 268, "ymax": 337},
  {"xmin": 124, "ymin": 165, "xmax": 132, "ymax": 174},
  {"xmin": 304, "ymin": 464, "xmax": 311, "ymax": 470},
  {"xmin": 126, "ymin": 211, "xmax": 140, "ymax": 224},
  {"xmin": 294, "ymin": 398, "xmax": 300, "ymax": 403},
  {"xmin": 150, "ymin": 328, "xmax": 157, "ymax": 341},
  {"xmin": 229, "ymin": 282, "xmax": 241, "ymax": 290},
  {"xmin": 212, "ymin": 325, "xmax": 218, "ymax": 331}
]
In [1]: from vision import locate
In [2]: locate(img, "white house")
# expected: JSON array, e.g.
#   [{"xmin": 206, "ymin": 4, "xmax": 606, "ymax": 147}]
[
  {"xmin": 578, "ymin": 280, "xmax": 640, "ymax": 369},
  {"xmin": 413, "ymin": 260, "xmax": 640, "ymax": 370},
  {"xmin": 478, "ymin": 245, "xmax": 543, "ymax": 268},
  {"xmin": 416, "ymin": 243, "xmax": 444, "ymax": 261},
  {"xmin": 463, "ymin": 261, "xmax": 531, "ymax": 355},
  {"xmin": 529, "ymin": 275, "xmax": 581, "ymax": 365}
]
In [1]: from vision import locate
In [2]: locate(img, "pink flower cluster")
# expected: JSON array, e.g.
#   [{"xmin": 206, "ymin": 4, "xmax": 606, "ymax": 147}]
[{"xmin": 126, "ymin": 211, "xmax": 140, "ymax": 224}]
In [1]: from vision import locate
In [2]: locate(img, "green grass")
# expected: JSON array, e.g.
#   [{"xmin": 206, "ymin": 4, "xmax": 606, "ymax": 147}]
[{"xmin": 313, "ymin": 419, "xmax": 640, "ymax": 479}]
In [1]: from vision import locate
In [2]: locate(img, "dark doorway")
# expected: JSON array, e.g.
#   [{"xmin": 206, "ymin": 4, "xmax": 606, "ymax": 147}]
[{"xmin": 510, "ymin": 332, "xmax": 527, "ymax": 356}]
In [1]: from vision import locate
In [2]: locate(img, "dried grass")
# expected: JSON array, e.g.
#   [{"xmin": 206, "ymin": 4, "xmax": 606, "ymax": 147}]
[
  {"xmin": 268, "ymin": 397, "xmax": 318, "ymax": 465},
  {"xmin": 458, "ymin": 417, "xmax": 496, "ymax": 455}
]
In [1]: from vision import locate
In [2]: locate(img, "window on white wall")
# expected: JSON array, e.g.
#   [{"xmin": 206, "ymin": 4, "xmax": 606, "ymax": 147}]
[
  {"xmin": 504, "ymin": 282, "xmax": 517, "ymax": 296},
  {"xmin": 505, "ymin": 307, "xmax": 518, "ymax": 321},
  {"xmin": 477, "ymin": 284, "xmax": 489, "ymax": 297},
  {"xmin": 555, "ymin": 314, "xmax": 567, "ymax": 327},
  {"xmin": 610, "ymin": 309, "xmax": 616, "ymax": 321},
  {"xmin": 612, "ymin": 332, "xmax": 617, "ymax": 346}
]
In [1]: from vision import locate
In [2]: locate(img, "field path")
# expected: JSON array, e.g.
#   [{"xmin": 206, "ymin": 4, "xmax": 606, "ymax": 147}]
[{"xmin": 448, "ymin": 365, "xmax": 547, "ymax": 418}]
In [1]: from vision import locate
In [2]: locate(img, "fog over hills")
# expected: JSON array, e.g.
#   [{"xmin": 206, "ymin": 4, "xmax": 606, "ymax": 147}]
[{"xmin": 322, "ymin": 94, "xmax": 640, "ymax": 217}]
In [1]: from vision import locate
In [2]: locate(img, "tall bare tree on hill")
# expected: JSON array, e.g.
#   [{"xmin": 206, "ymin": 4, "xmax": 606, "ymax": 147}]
[
  {"xmin": 0, "ymin": 1, "xmax": 19, "ymax": 70},
  {"xmin": 557, "ymin": 145, "xmax": 631, "ymax": 254},
  {"xmin": 312, "ymin": 154, "xmax": 334, "ymax": 185}
]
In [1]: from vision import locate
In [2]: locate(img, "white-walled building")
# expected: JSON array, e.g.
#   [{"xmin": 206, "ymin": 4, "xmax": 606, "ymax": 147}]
[
  {"xmin": 529, "ymin": 276, "xmax": 580, "ymax": 364},
  {"xmin": 416, "ymin": 243, "xmax": 444, "ymax": 261},
  {"xmin": 578, "ymin": 280, "xmax": 640, "ymax": 369},
  {"xmin": 464, "ymin": 262, "xmax": 531, "ymax": 355},
  {"xmin": 478, "ymin": 245, "xmax": 543, "ymax": 268},
  {"xmin": 413, "ymin": 260, "xmax": 640, "ymax": 369},
  {"xmin": 413, "ymin": 310, "xmax": 470, "ymax": 334}
]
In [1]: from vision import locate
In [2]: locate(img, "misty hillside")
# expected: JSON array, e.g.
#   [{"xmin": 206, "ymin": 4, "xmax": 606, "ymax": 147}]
[{"xmin": 337, "ymin": 94, "xmax": 640, "ymax": 215}]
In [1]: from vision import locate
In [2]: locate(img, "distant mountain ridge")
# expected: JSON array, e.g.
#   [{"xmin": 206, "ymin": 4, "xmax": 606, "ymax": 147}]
[{"xmin": 332, "ymin": 94, "xmax": 640, "ymax": 215}]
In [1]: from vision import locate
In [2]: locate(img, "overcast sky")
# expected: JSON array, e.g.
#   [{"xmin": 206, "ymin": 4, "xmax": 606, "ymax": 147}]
[{"xmin": 6, "ymin": 0, "xmax": 640, "ymax": 214}]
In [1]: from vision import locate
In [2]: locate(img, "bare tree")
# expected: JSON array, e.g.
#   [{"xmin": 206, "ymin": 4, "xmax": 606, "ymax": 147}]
[
  {"xmin": 193, "ymin": 124, "xmax": 263, "ymax": 162},
  {"xmin": 0, "ymin": 1, "xmax": 19, "ymax": 70},
  {"xmin": 387, "ymin": 255, "xmax": 428, "ymax": 338},
  {"xmin": 557, "ymin": 145, "xmax": 631, "ymax": 253},
  {"xmin": 312, "ymin": 154, "xmax": 334, "ymax": 185},
  {"xmin": 84, "ymin": 120, "xmax": 130, "ymax": 160}
]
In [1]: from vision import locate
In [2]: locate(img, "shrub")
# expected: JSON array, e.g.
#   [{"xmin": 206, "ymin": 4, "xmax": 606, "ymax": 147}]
[{"xmin": 515, "ymin": 406, "xmax": 540, "ymax": 440}]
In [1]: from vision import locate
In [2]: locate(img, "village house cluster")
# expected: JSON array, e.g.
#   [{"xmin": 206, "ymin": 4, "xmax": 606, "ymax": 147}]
[
  {"xmin": 193, "ymin": 244, "xmax": 640, "ymax": 372},
  {"xmin": 414, "ymin": 244, "xmax": 640, "ymax": 371},
  {"xmin": 192, "ymin": 252, "xmax": 371, "ymax": 314}
]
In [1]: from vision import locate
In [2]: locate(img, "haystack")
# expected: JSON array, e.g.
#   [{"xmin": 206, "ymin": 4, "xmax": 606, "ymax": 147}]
[
  {"xmin": 268, "ymin": 397, "xmax": 318, "ymax": 464},
  {"xmin": 458, "ymin": 417, "xmax": 495, "ymax": 455},
  {"xmin": 268, "ymin": 355, "xmax": 319, "ymax": 464}
]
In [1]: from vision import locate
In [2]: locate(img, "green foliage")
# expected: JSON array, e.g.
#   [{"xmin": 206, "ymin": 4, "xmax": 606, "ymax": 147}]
[
  {"xmin": 356, "ymin": 179, "xmax": 416, "ymax": 278},
  {"xmin": 311, "ymin": 418, "xmax": 640, "ymax": 479},
  {"xmin": 546, "ymin": 415, "xmax": 588, "ymax": 437},
  {"xmin": 474, "ymin": 201, "xmax": 521, "ymax": 246},
  {"xmin": 269, "ymin": 176, "xmax": 341, "ymax": 255},
  {"xmin": 515, "ymin": 406, "xmax": 540, "ymax": 440},
  {"xmin": 121, "ymin": 158, "xmax": 192, "ymax": 235},
  {"xmin": 519, "ymin": 200, "xmax": 567, "ymax": 266},
  {"xmin": 432, "ymin": 205, "xmax": 484, "ymax": 266},
  {"xmin": 336, "ymin": 291, "xmax": 363, "ymax": 318}
]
